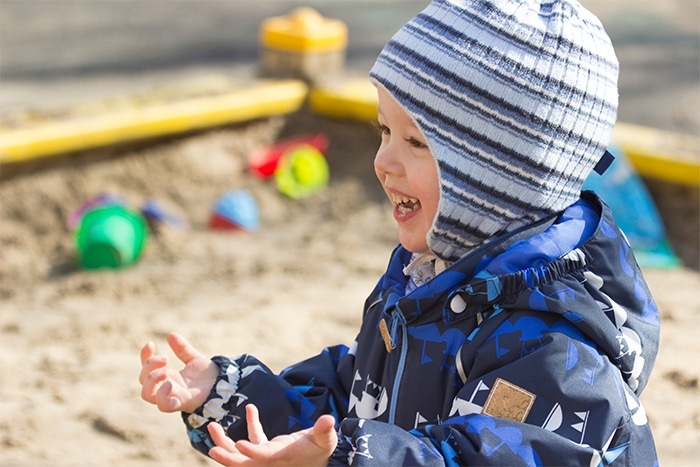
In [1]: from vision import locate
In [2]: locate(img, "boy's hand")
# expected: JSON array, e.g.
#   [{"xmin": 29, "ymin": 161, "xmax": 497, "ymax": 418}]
[
  {"xmin": 139, "ymin": 332, "xmax": 218, "ymax": 414},
  {"xmin": 208, "ymin": 404, "xmax": 337, "ymax": 467}
]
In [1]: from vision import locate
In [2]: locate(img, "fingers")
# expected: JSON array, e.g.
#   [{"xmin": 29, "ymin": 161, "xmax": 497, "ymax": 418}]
[
  {"xmin": 219, "ymin": 405, "xmax": 270, "ymax": 463},
  {"xmin": 167, "ymin": 332, "xmax": 204, "ymax": 365},
  {"xmin": 208, "ymin": 447, "xmax": 238, "ymax": 466},
  {"xmin": 209, "ymin": 446, "xmax": 248, "ymax": 466},
  {"xmin": 140, "ymin": 341, "xmax": 155, "ymax": 365},
  {"xmin": 139, "ymin": 352, "xmax": 167, "ymax": 385},
  {"xmin": 245, "ymin": 405, "xmax": 269, "ymax": 445},
  {"xmin": 140, "ymin": 357, "xmax": 182, "ymax": 412},
  {"xmin": 140, "ymin": 364, "xmax": 168, "ymax": 404},
  {"xmin": 154, "ymin": 380, "xmax": 182, "ymax": 412},
  {"xmin": 209, "ymin": 423, "xmax": 248, "ymax": 466},
  {"xmin": 313, "ymin": 415, "xmax": 338, "ymax": 454},
  {"xmin": 140, "ymin": 335, "xmax": 198, "ymax": 412},
  {"xmin": 233, "ymin": 440, "xmax": 271, "ymax": 462},
  {"xmin": 209, "ymin": 423, "xmax": 238, "ymax": 451},
  {"xmin": 139, "ymin": 338, "xmax": 175, "ymax": 408}
]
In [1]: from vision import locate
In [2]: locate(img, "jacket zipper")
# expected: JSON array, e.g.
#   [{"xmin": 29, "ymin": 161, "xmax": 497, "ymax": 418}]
[{"xmin": 388, "ymin": 306, "xmax": 408, "ymax": 425}]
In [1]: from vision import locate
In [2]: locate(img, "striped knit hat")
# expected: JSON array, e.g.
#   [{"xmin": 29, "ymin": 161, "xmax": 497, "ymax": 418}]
[{"xmin": 370, "ymin": 0, "xmax": 619, "ymax": 262}]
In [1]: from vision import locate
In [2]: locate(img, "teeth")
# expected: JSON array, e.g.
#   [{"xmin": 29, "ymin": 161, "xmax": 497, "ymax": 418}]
[
  {"xmin": 391, "ymin": 193, "xmax": 418, "ymax": 205},
  {"xmin": 391, "ymin": 193, "xmax": 420, "ymax": 212}
]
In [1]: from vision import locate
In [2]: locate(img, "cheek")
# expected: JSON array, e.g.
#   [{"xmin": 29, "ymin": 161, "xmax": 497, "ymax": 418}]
[
  {"xmin": 420, "ymin": 173, "xmax": 441, "ymax": 221},
  {"xmin": 423, "ymin": 190, "xmax": 440, "ymax": 223}
]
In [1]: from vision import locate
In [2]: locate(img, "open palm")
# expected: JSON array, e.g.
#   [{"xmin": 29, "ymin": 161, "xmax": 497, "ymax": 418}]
[{"xmin": 208, "ymin": 404, "xmax": 337, "ymax": 467}]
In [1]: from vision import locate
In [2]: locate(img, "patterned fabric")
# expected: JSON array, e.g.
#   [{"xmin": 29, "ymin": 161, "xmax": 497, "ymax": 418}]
[
  {"xmin": 403, "ymin": 253, "xmax": 451, "ymax": 293},
  {"xmin": 369, "ymin": 0, "xmax": 620, "ymax": 261},
  {"xmin": 181, "ymin": 193, "xmax": 659, "ymax": 465}
]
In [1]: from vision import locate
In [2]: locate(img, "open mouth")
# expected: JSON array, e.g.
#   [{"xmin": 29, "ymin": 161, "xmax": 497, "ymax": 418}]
[{"xmin": 391, "ymin": 193, "xmax": 421, "ymax": 214}]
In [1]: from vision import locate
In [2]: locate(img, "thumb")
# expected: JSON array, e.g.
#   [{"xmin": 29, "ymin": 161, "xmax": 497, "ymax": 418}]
[
  {"xmin": 313, "ymin": 415, "xmax": 338, "ymax": 454},
  {"xmin": 167, "ymin": 332, "xmax": 204, "ymax": 364}
]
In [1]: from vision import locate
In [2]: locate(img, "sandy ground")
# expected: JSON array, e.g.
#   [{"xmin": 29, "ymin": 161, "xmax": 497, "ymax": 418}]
[{"xmin": 1, "ymin": 106, "xmax": 699, "ymax": 466}]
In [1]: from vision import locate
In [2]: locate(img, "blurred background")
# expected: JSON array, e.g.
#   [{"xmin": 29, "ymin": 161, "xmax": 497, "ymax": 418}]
[
  {"xmin": 2, "ymin": 0, "xmax": 698, "ymax": 136},
  {"xmin": 0, "ymin": 1, "xmax": 698, "ymax": 466}
]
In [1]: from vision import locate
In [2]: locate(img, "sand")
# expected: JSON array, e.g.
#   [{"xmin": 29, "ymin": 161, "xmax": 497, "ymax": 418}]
[{"xmin": 1, "ymin": 110, "xmax": 699, "ymax": 466}]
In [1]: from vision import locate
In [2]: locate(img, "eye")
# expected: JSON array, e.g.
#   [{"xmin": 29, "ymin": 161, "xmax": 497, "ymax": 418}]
[
  {"xmin": 405, "ymin": 137, "xmax": 428, "ymax": 150},
  {"xmin": 372, "ymin": 121, "xmax": 390, "ymax": 136}
]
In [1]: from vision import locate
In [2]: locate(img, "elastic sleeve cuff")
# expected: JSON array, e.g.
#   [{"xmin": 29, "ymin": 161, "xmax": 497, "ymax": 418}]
[
  {"xmin": 329, "ymin": 418, "xmax": 444, "ymax": 466},
  {"xmin": 182, "ymin": 355, "xmax": 241, "ymax": 430}
]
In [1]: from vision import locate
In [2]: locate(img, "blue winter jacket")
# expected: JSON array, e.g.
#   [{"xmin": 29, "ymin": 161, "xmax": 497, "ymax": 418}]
[{"xmin": 182, "ymin": 192, "xmax": 660, "ymax": 465}]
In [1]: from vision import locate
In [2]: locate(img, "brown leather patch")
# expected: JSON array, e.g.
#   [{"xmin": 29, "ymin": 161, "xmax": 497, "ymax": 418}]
[
  {"xmin": 482, "ymin": 378, "xmax": 536, "ymax": 423},
  {"xmin": 378, "ymin": 319, "xmax": 393, "ymax": 353}
]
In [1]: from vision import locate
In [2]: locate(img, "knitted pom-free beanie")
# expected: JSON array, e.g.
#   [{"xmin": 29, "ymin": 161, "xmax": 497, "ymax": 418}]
[{"xmin": 370, "ymin": 0, "xmax": 619, "ymax": 262}]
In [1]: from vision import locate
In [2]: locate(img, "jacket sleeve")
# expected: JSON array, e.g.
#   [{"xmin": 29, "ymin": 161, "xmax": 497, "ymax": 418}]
[
  {"xmin": 182, "ymin": 343, "xmax": 353, "ymax": 456},
  {"xmin": 329, "ymin": 313, "xmax": 657, "ymax": 466}
]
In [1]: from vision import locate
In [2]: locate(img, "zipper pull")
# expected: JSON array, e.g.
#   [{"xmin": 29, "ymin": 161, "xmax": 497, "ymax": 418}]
[
  {"xmin": 379, "ymin": 318, "xmax": 394, "ymax": 353},
  {"xmin": 379, "ymin": 308, "xmax": 407, "ymax": 354}
]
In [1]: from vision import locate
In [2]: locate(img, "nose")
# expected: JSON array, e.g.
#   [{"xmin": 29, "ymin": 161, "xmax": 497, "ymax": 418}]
[{"xmin": 374, "ymin": 139, "xmax": 401, "ymax": 177}]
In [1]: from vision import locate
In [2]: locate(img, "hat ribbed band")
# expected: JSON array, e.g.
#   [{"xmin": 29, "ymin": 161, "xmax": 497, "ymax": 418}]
[{"xmin": 370, "ymin": 0, "xmax": 619, "ymax": 261}]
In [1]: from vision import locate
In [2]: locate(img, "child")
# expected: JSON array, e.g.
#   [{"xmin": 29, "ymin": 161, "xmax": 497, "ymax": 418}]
[{"xmin": 140, "ymin": 0, "xmax": 660, "ymax": 465}]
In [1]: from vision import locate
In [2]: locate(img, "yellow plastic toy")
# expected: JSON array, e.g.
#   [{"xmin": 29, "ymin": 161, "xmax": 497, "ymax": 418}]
[
  {"xmin": 274, "ymin": 145, "xmax": 330, "ymax": 199},
  {"xmin": 259, "ymin": 8, "xmax": 347, "ymax": 82}
]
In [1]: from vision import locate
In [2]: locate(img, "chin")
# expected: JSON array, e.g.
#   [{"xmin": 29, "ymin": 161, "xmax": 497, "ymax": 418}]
[{"xmin": 399, "ymin": 240, "xmax": 431, "ymax": 256}]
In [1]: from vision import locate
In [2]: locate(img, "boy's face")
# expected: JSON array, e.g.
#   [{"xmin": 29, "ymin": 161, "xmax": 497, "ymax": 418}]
[{"xmin": 374, "ymin": 86, "xmax": 440, "ymax": 256}]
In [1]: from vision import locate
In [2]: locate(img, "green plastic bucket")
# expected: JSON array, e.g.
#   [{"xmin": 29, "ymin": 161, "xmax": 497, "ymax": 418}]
[{"xmin": 75, "ymin": 205, "xmax": 148, "ymax": 269}]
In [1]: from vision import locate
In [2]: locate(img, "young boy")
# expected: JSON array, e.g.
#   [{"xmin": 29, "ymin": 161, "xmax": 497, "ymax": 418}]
[{"xmin": 140, "ymin": 0, "xmax": 660, "ymax": 465}]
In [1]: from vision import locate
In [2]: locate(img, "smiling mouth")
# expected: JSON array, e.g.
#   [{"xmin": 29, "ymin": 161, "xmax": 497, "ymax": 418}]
[{"xmin": 391, "ymin": 193, "xmax": 421, "ymax": 214}]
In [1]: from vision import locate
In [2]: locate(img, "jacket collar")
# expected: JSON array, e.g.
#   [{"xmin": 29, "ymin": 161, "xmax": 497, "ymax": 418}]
[{"xmin": 378, "ymin": 193, "xmax": 603, "ymax": 325}]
